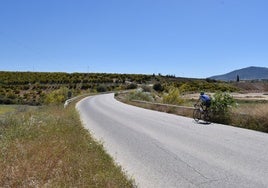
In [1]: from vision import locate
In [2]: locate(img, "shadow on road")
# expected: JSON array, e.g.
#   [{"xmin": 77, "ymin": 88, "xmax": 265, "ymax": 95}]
[{"xmin": 193, "ymin": 120, "xmax": 212, "ymax": 125}]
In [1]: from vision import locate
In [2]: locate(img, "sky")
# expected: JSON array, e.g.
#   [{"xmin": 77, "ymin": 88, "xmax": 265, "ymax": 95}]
[{"xmin": 0, "ymin": 0, "xmax": 267, "ymax": 78}]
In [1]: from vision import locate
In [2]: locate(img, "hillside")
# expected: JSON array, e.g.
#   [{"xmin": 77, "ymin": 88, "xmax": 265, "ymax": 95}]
[
  {"xmin": 0, "ymin": 72, "xmax": 152, "ymax": 105},
  {"xmin": 0, "ymin": 71, "xmax": 238, "ymax": 105},
  {"xmin": 209, "ymin": 66, "xmax": 268, "ymax": 81}
]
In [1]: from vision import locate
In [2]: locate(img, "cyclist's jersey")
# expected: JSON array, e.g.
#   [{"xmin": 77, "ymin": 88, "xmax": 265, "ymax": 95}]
[{"xmin": 200, "ymin": 94, "xmax": 211, "ymax": 102}]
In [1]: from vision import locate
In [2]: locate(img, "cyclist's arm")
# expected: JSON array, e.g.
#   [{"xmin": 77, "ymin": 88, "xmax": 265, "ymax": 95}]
[
  {"xmin": 197, "ymin": 97, "xmax": 201, "ymax": 104},
  {"xmin": 195, "ymin": 98, "xmax": 201, "ymax": 107}
]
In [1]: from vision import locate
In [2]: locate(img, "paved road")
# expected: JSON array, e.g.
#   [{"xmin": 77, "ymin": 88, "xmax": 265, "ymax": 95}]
[{"xmin": 76, "ymin": 93, "xmax": 268, "ymax": 188}]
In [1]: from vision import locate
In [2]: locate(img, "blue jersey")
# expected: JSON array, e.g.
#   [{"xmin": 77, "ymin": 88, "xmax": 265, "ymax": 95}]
[{"xmin": 200, "ymin": 94, "xmax": 211, "ymax": 102}]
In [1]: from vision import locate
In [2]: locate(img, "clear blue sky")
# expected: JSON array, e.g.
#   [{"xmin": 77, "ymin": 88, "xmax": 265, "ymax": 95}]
[{"xmin": 0, "ymin": 0, "xmax": 267, "ymax": 78}]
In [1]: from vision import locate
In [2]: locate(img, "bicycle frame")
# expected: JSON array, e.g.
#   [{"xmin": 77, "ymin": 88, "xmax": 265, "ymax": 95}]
[{"xmin": 193, "ymin": 103, "xmax": 211, "ymax": 123}]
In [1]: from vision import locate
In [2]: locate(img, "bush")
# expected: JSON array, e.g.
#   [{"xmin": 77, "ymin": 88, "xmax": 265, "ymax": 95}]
[
  {"xmin": 153, "ymin": 83, "xmax": 164, "ymax": 92},
  {"xmin": 127, "ymin": 91, "xmax": 153, "ymax": 102},
  {"xmin": 44, "ymin": 87, "xmax": 69, "ymax": 105},
  {"xmin": 141, "ymin": 85, "xmax": 152, "ymax": 92},
  {"xmin": 162, "ymin": 87, "xmax": 184, "ymax": 105},
  {"xmin": 126, "ymin": 83, "xmax": 137, "ymax": 90},
  {"xmin": 210, "ymin": 92, "xmax": 235, "ymax": 123},
  {"xmin": 96, "ymin": 85, "xmax": 107, "ymax": 92},
  {"xmin": 0, "ymin": 97, "xmax": 15, "ymax": 105}
]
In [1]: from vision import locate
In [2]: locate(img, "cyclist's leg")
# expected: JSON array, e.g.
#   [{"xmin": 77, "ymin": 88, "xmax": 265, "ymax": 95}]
[{"xmin": 204, "ymin": 108, "xmax": 212, "ymax": 123}]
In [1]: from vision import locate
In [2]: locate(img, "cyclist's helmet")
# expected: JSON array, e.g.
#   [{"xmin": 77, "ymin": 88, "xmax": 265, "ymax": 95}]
[{"xmin": 200, "ymin": 91, "xmax": 204, "ymax": 95}]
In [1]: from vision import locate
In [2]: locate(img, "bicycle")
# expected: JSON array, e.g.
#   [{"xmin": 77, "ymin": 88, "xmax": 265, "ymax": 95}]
[{"xmin": 193, "ymin": 103, "xmax": 211, "ymax": 124}]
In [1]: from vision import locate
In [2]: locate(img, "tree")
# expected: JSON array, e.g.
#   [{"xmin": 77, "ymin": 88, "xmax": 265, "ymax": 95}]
[
  {"xmin": 236, "ymin": 75, "xmax": 240, "ymax": 82},
  {"xmin": 153, "ymin": 83, "xmax": 164, "ymax": 92}
]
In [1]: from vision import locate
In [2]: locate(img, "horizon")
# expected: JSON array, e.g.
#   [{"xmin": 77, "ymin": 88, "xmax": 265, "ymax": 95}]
[{"xmin": 1, "ymin": 1, "xmax": 268, "ymax": 78}]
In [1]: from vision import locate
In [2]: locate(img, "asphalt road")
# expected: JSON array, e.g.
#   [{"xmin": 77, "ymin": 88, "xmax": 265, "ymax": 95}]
[{"xmin": 76, "ymin": 93, "xmax": 268, "ymax": 188}]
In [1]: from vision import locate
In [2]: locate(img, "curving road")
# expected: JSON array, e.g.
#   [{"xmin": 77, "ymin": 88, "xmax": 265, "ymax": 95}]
[{"xmin": 76, "ymin": 93, "xmax": 268, "ymax": 188}]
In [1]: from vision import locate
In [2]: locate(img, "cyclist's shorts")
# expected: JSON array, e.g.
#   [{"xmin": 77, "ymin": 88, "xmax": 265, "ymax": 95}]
[{"xmin": 205, "ymin": 101, "xmax": 211, "ymax": 107}]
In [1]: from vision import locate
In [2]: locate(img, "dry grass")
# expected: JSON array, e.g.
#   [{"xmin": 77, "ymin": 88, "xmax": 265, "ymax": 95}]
[
  {"xmin": 0, "ymin": 105, "xmax": 18, "ymax": 118},
  {"xmin": 127, "ymin": 100, "xmax": 193, "ymax": 117},
  {"xmin": 231, "ymin": 102, "xmax": 268, "ymax": 132},
  {"xmin": 0, "ymin": 105, "xmax": 135, "ymax": 187}
]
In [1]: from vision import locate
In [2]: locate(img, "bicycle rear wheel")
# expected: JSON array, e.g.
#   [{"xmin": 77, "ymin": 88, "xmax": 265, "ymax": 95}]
[
  {"xmin": 193, "ymin": 109, "xmax": 201, "ymax": 122},
  {"xmin": 203, "ymin": 110, "xmax": 211, "ymax": 123}
]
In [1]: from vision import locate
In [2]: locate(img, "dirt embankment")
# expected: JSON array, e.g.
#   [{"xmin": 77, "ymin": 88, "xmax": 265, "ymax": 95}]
[
  {"xmin": 230, "ymin": 82, "xmax": 268, "ymax": 101},
  {"xmin": 232, "ymin": 82, "xmax": 268, "ymax": 93},
  {"xmin": 231, "ymin": 93, "xmax": 268, "ymax": 101},
  {"xmin": 181, "ymin": 82, "xmax": 268, "ymax": 101}
]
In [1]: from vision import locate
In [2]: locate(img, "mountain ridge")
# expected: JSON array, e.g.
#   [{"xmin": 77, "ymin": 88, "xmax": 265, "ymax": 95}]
[{"xmin": 209, "ymin": 66, "xmax": 268, "ymax": 81}]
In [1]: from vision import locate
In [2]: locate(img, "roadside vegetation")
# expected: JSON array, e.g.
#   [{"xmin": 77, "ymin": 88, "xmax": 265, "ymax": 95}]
[
  {"xmin": 231, "ymin": 101, "xmax": 268, "ymax": 133},
  {"xmin": 0, "ymin": 105, "xmax": 18, "ymax": 116},
  {"xmin": 0, "ymin": 104, "xmax": 135, "ymax": 187},
  {"xmin": 210, "ymin": 92, "xmax": 236, "ymax": 124},
  {"xmin": 117, "ymin": 82, "xmax": 268, "ymax": 133}
]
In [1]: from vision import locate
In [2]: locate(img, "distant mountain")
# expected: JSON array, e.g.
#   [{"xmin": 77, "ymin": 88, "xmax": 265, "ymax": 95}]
[{"xmin": 209, "ymin": 66, "xmax": 268, "ymax": 81}]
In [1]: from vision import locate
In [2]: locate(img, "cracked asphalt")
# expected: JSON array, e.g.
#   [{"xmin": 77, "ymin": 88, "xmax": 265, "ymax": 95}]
[{"xmin": 76, "ymin": 93, "xmax": 268, "ymax": 188}]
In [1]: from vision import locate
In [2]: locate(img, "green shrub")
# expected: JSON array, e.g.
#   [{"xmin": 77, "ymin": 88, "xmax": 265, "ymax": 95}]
[
  {"xmin": 96, "ymin": 85, "xmax": 107, "ymax": 92},
  {"xmin": 126, "ymin": 83, "xmax": 137, "ymax": 90},
  {"xmin": 210, "ymin": 92, "xmax": 235, "ymax": 123},
  {"xmin": 179, "ymin": 83, "xmax": 192, "ymax": 93},
  {"xmin": 0, "ymin": 97, "xmax": 15, "ymax": 105},
  {"xmin": 44, "ymin": 87, "xmax": 69, "ymax": 105},
  {"xmin": 162, "ymin": 87, "xmax": 184, "ymax": 105}
]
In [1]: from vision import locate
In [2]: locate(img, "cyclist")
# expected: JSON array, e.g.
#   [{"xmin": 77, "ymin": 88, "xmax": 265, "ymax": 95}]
[{"xmin": 198, "ymin": 92, "xmax": 211, "ymax": 111}]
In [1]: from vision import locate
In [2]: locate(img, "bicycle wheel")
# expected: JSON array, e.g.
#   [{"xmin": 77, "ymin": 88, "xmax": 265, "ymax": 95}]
[
  {"xmin": 202, "ymin": 110, "xmax": 212, "ymax": 124},
  {"xmin": 193, "ymin": 109, "xmax": 201, "ymax": 122}
]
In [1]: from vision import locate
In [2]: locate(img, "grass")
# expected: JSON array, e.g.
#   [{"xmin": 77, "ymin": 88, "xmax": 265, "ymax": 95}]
[
  {"xmin": 0, "ymin": 105, "xmax": 17, "ymax": 115},
  {"xmin": 0, "ymin": 104, "xmax": 135, "ymax": 187},
  {"xmin": 231, "ymin": 102, "xmax": 268, "ymax": 132}
]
